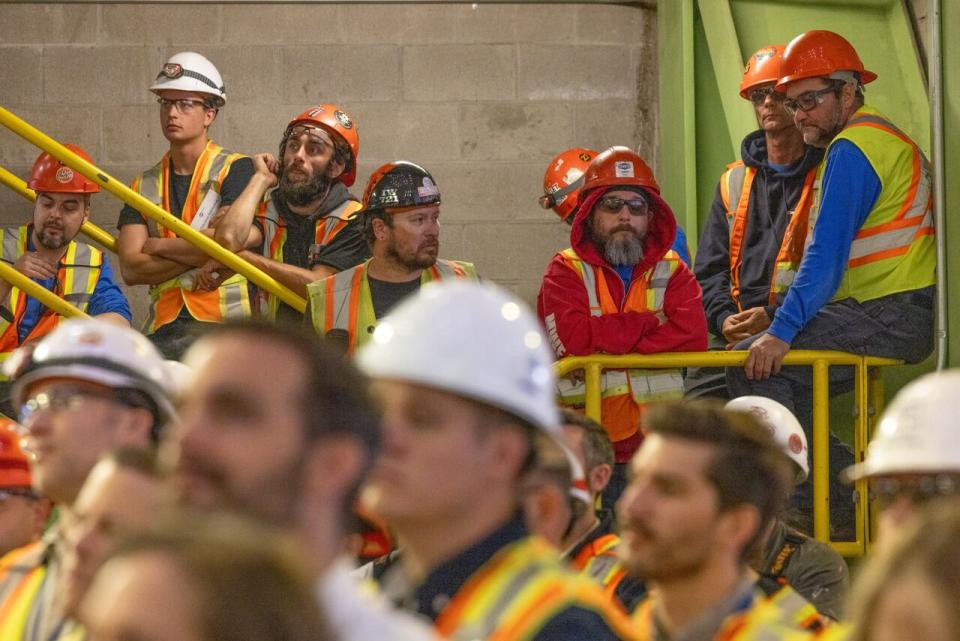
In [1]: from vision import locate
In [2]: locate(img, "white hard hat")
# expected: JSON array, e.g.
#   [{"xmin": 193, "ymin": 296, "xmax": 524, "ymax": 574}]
[
  {"xmin": 356, "ymin": 281, "xmax": 560, "ymax": 434},
  {"xmin": 5, "ymin": 319, "xmax": 176, "ymax": 424},
  {"xmin": 726, "ymin": 396, "xmax": 809, "ymax": 483},
  {"xmin": 150, "ymin": 52, "xmax": 226, "ymax": 106},
  {"xmin": 163, "ymin": 359, "xmax": 194, "ymax": 399},
  {"xmin": 845, "ymin": 371, "xmax": 960, "ymax": 482}
]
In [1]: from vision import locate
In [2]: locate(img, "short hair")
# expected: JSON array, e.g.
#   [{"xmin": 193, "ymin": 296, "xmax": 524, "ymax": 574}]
[
  {"xmin": 560, "ymin": 409, "xmax": 614, "ymax": 473},
  {"xmin": 362, "ymin": 209, "xmax": 393, "ymax": 247},
  {"xmin": 646, "ymin": 400, "xmax": 793, "ymax": 560},
  {"xmin": 331, "ymin": 138, "xmax": 353, "ymax": 180}
]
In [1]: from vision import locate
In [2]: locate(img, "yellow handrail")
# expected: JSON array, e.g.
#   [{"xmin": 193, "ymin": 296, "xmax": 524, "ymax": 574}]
[
  {"xmin": 0, "ymin": 106, "xmax": 308, "ymax": 313},
  {"xmin": 555, "ymin": 350, "xmax": 902, "ymax": 557},
  {"xmin": 0, "ymin": 262, "xmax": 90, "ymax": 320},
  {"xmin": 0, "ymin": 165, "xmax": 118, "ymax": 254}
]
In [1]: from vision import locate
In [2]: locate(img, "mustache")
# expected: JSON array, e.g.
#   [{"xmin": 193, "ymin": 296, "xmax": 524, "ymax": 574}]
[
  {"xmin": 621, "ymin": 518, "xmax": 656, "ymax": 540},
  {"xmin": 176, "ymin": 451, "xmax": 227, "ymax": 491}
]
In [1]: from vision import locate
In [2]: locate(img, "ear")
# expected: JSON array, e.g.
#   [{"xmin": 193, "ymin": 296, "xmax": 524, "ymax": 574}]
[
  {"xmin": 588, "ymin": 463, "xmax": 612, "ymax": 495},
  {"xmin": 326, "ymin": 157, "xmax": 346, "ymax": 180},
  {"xmin": 716, "ymin": 503, "xmax": 762, "ymax": 557},
  {"xmin": 114, "ymin": 407, "xmax": 156, "ymax": 448},
  {"xmin": 203, "ymin": 108, "xmax": 217, "ymax": 129},
  {"xmin": 301, "ymin": 435, "xmax": 366, "ymax": 508},
  {"xmin": 840, "ymin": 82, "xmax": 858, "ymax": 110},
  {"xmin": 371, "ymin": 217, "xmax": 389, "ymax": 241}
]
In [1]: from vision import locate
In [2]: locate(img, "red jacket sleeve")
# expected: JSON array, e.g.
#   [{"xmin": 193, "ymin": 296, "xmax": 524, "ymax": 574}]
[
  {"xmin": 635, "ymin": 263, "xmax": 708, "ymax": 353},
  {"xmin": 537, "ymin": 256, "xmax": 661, "ymax": 357}
]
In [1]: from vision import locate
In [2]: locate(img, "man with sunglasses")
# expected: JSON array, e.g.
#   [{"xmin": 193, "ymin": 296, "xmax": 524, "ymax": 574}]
[
  {"xmin": 686, "ymin": 45, "xmax": 824, "ymax": 400},
  {"xmin": 0, "ymin": 319, "xmax": 175, "ymax": 641},
  {"xmin": 726, "ymin": 32, "xmax": 935, "ymax": 538},
  {"xmin": 117, "ymin": 51, "xmax": 254, "ymax": 359},
  {"xmin": 538, "ymin": 146, "xmax": 707, "ymax": 498}
]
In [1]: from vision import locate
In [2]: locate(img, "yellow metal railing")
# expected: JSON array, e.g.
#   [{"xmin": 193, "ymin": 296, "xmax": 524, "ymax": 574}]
[
  {"xmin": 555, "ymin": 350, "xmax": 901, "ymax": 556},
  {"xmin": 0, "ymin": 262, "xmax": 89, "ymax": 320},
  {"xmin": 0, "ymin": 164, "xmax": 118, "ymax": 254},
  {"xmin": 0, "ymin": 106, "xmax": 307, "ymax": 313}
]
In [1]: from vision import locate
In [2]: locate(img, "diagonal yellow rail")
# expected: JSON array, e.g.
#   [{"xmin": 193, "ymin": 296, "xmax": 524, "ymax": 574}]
[
  {"xmin": 0, "ymin": 106, "xmax": 307, "ymax": 313},
  {"xmin": 0, "ymin": 165, "xmax": 118, "ymax": 254},
  {"xmin": 0, "ymin": 262, "xmax": 89, "ymax": 320},
  {"xmin": 555, "ymin": 350, "xmax": 901, "ymax": 557}
]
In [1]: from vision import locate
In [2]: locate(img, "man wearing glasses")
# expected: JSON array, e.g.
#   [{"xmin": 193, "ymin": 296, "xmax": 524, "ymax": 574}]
[
  {"xmin": 538, "ymin": 146, "xmax": 707, "ymax": 502},
  {"xmin": 117, "ymin": 51, "xmax": 254, "ymax": 359},
  {"xmin": 686, "ymin": 45, "xmax": 824, "ymax": 400},
  {"xmin": 726, "ymin": 31, "xmax": 936, "ymax": 538}
]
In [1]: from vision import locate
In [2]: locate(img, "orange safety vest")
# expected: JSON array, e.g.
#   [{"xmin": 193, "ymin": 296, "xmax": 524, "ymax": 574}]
[
  {"xmin": 719, "ymin": 163, "xmax": 817, "ymax": 310},
  {"xmin": 569, "ymin": 533, "xmax": 629, "ymax": 606},
  {"xmin": 307, "ymin": 258, "xmax": 477, "ymax": 355},
  {"xmin": 131, "ymin": 141, "xmax": 251, "ymax": 333},
  {"xmin": 0, "ymin": 541, "xmax": 49, "ymax": 641},
  {"xmin": 434, "ymin": 537, "xmax": 636, "ymax": 641},
  {"xmin": 0, "ymin": 225, "xmax": 102, "ymax": 359},
  {"xmin": 554, "ymin": 248, "xmax": 685, "ymax": 443}
]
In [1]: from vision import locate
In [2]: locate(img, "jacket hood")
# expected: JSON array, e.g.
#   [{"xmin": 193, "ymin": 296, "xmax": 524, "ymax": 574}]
[
  {"xmin": 568, "ymin": 185, "xmax": 677, "ymax": 275},
  {"xmin": 740, "ymin": 129, "xmax": 824, "ymax": 176}
]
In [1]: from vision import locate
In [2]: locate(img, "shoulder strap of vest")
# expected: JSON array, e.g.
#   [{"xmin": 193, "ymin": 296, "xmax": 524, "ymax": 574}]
[
  {"xmin": 720, "ymin": 161, "xmax": 747, "ymax": 213},
  {"xmin": 558, "ymin": 248, "xmax": 602, "ymax": 317}
]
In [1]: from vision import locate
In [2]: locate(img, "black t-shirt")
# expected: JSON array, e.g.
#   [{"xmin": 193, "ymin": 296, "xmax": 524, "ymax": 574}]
[{"xmin": 368, "ymin": 275, "xmax": 421, "ymax": 320}]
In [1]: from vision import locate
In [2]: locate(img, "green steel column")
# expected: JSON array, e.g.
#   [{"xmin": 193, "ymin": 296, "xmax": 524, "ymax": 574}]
[{"xmin": 942, "ymin": 0, "xmax": 960, "ymax": 366}]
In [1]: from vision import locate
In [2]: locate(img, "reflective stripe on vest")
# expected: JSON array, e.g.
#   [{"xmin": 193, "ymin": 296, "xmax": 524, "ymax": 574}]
[
  {"xmin": 720, "ymin": 162, "xmax": 817, "ymax": 309},
  {"xmin": 812, "ymin": 106, "xmax": 936, "ymax": 303},
  {"xmin": 132, "ymin": 141, "xmax": 251, "ymax": 333},
  {"xmin": 314, "ymin": 200, "xmax": 364, "ymax": 247},
  {"xmin": 307, "ymin": 258, "xmax": 477, "ymax": 355},
  {"xmin": 554, "ymin": 249, "xmax": 685, "ymax": 408},
  {"xmin": 434, "ymin": 537, "xmax": 634, "ymax": 641},
  {"xmin": 0, "ymin": 541, "xmax": 47, "ymax": 641},
  {"xmin": 570, "ymin": 533, "xmax": 627, "ymax": 596}
]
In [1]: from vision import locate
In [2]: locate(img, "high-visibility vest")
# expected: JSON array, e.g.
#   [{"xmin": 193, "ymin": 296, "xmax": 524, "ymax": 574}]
[
  {"xmin": 719, "ymin": 163, "xmax": 817, "ymax": 310},
  {"xmin": 554, "ymin": 248, "xmax": 685, "ymax": 443},
  {"xmin": 434, "ymin": 537, "xmax": 636, "ymax": 641},
  {"xmin": 0, "ymin": 225, "xmax": 102, "ymax": 362},
  {"xmin": 812, "ymin": 106, "xmax": 935, "ymax": 304},
  {"xmin": 307, "ymin": 258, "xmax": 477, "ymax": 355},
  {"xmin": 0, "ymin": 541, "xmax": 49, "ymax": 641},
  {"xmin": 569, "ymin": 533, "xmax": 629, "ymax": 607},
  {"xmin": 255, "ymin": 195, "xmax": 363, "ymax": 319},
  {"xmin": 131, "ymin": 141, "xmax": 251, "ymax": 333}
]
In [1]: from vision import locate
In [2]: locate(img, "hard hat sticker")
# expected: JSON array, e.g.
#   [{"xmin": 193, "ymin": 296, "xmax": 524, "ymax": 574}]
[
  {"xmin": 614, "ymin": 161, "xmax": 635, "ymax": 178},
  {"xmin": 161, "ymin": 63, "xmax": 183, "ymax": 79},
  {"xmin": 334, "ymin": 110, "xmax": 354, "ymax": 129},
  {"xmin": 417, "ymin": 177, "xmax": 439, "ymax": 198},
  {"xmin": 55, "ymin": 167, "xmax": 74, "ymax": 183}
]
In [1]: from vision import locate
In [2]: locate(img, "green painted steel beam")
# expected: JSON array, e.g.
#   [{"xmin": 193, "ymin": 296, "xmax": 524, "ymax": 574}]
[{"xmin": 942, "ymin": 0, "xmax": 960, "ymax": 366}]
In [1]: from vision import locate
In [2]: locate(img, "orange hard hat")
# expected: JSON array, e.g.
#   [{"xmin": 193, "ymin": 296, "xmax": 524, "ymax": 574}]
[
  {"xmin": 776, "ymin": 30, "xmax": 877, "ymax": 92},
  {"xmin": 740, "ymin": 45, "xmax": 785, "ymax": 98},
  {"xmin": 283, "ymin": 104, "xmax": 360, "ymax": 187},
  {"xmin": 27, "ymin": 145, "xmax": 100, "ymax": 195},
  {"xmin": 580, "ymin": 146, "xmax": 660, "ymax": 195},
  {"xmin": 0, "ymin": 419, "xmax": 31, "ymax": 489},
  {"xmin": 539, "ymin": 148, "xmax": 597, "ymax": 223}
]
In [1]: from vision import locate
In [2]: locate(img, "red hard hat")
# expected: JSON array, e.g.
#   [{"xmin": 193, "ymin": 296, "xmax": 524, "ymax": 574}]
[
  {"xmin": 284, "ymin": 104, "xmax": 360, "ymax": 187},
  {"xmin": 776, "ymin": 30, "xmax": 877, "ymax": 92},
  {"xmin": 740, "ymin": 45, "xmax": 785, "ymax": 98},
  {"xmin": 0, "ymin": 419, "xmax": 31, "ymax": 489},
  {"xmin": 539, "ymin": 148, "xmax": 597, "ymax": 222},
  {"xmin": 27, "ymin": 145, "xmax": 100, "ymax": 195},
  {"xmin": 580, "ymin": 146, "xmax": 660, "ymax": 195}
]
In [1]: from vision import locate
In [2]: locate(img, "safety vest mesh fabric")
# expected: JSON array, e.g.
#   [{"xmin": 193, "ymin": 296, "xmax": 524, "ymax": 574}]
[
  {"xmin": 0, "ymin": 541, "xmax": 47, "ymax": 641},
  {"xmin": 720, "ymin": 163, "xmax": 817, "ymax": 309},
  {"xmin": 0, "ymin": 226, "xmax": 102, "ymax": 364},
  {"xmin": 570, "ymin": 533, "xmax": 628, "ymax": 603},
  {"xmin": 131, "ymin": 141, "xmax": 251, "ymax": 333},
  {"xmin": 255, "ymin": 197, "xmax": 363, "ymax": 320},
  {"xmin": 811, "ymin": 106, "xmax": 936, "ymax": 303},
  {"xmin": 554, "ymin": 248, "xmax": 685, "ymax": 442},
  {"xmin": 307, "ymin": 258, "xmax": 478, "ymax": 355},
  {"xmin": 434, "ymin": 537, "xmax": 636, "ymax": 641}
]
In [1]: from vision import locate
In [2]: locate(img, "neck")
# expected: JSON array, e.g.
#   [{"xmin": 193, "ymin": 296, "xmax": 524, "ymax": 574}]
[
  {"xmin": 286, "ymin": 184, "xmax": 332, "ymax": 217},
  {"xmin": 651, "ymin": 560, "xmax": 748, "ymax": 636},
  {"xmin": 765, "ymin": 128, "xmax": 805, "ymax": 166},
  {"xmin": 169, "ymin": 136, "xmax": 209, "ymax": 175},
  {"xmin": 297, "ymin": 506, "xmax": 345, "ymax": 580},
  {"xmin": 562, "ymin": 513, "xmax": 599, "ymax": 554},
  {"xmin": 367, "ymin": 251, "xmax": 424, "ymax": 283}
]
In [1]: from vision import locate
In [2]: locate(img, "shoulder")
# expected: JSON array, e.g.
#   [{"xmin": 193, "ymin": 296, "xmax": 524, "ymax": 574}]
[{"xmin": 534, "ymin": 606, "xmax": 634, "ymax": 641}]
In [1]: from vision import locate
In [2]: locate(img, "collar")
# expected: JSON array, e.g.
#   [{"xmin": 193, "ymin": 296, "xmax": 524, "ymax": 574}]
[
  {"xmin": 273, "ymin": 181, "xmax": 356, "ymax": 222},
  {"xmin": 651, "ymin": 575, "xmax": 755, "ymax": 641},
  {"xmin": 563, "ymin": 509, "xmax": 615, "ymax": 560}
]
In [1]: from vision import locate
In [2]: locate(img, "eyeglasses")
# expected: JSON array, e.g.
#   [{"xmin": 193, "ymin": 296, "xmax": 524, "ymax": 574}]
[
  {"xmin": 748, "ymin": 86, "xmax": 785, "ymax": 106},
  {"xmin": 870, "ymin": 475, "xmax": 960, "ymax": 509},
  {"xmin": 157, "ymin": 97, "xmax": 209, "ymax": 114},
  {"xmin": 18, "ymin": 387, "xmax": 125, "ymax": 429},
  {"xmin": 783, "ymin": 85, "xmax": 840, "ymax": 116},
  {"xmin": 596, "ymin": 195, "xmax": 649, "ymax": 216}
]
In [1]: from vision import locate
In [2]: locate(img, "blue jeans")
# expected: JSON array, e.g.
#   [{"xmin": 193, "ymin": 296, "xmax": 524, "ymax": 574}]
[{"xmin": 726, "ymin": 289, "xmax": 934, "ymax": 538}]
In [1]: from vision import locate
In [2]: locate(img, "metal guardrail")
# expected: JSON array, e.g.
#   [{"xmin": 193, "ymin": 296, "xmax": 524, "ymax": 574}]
[
  {"xmin": 0, "ymin": 262, "xmax": 89, "ymax": 320},
  {"xmin": 0, "ymin": 105, "xmax": 308, "ymax": 313},
  {"xmin": 555, "ymin": 350, "xmax": 902, "ymax": 556}
]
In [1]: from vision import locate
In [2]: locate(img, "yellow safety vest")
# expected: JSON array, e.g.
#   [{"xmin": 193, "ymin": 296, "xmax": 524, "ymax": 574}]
[
  {"xmin": 554, "ymin": 248, "xmax": 685, "ymax": 443},
  {"xmin": 810, "ymin": 106, "xmax": 935, "ymax": 303},
  {"xmin": 569, "ymin": 533, "xmax": 630, "ymax": 608},
  {"xmin": 307, "ymin": 258, "xmax": 477, "ymax": 355},
  {"xmin": 434, "ymin": 537, "xmax": 636, "ymax": 641},
  {"xmin": 131, "ymin": 141, "xmax": 251, "ymax": 333},
  {"xmin": 0, "ymin": 541, "xmax": 50, "ymax": 641}
]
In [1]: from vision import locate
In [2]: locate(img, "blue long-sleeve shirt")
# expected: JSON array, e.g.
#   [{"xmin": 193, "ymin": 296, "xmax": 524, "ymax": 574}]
[{"xmin": 768, "ymin": 140, "xmax": 882, "ymax": 343}]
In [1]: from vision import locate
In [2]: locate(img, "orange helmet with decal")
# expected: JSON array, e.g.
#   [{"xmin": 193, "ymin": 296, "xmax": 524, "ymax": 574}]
[
  {"xmin": 283, "ymin": 104, "xmax": 360, "ymax": 187},
  {"xmin": 27, "ymin": 145, "xmax": 100, "ymax": 195},
  {"xmin": 740, "ymin": 45, "xmax": 786, "ymax": 98},
  {"xmin": 580, "ymin": 146, "xmax": 660, "ymax": 195},
  {"xmin": 776, "ymin": 30, "xmax": 877, "ymax": 91},
  {"xmin": 539, "ymin": 148, "xmax": 597, "ymax": 223},
  {"xmin": 0, "ymin": 419, "xmax": 31, "ymax": 489}
]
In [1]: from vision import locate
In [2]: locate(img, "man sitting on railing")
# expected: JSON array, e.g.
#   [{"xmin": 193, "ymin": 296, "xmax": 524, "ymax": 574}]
[{"xmin": 538, "ymin": 146, "xmax": 707, "ymax": 501}]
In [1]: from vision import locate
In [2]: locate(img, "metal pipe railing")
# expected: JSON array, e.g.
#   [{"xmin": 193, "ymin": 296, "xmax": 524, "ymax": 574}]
[
  {"xmin": 0, "ymin": 262, "xmax": 89, "ymax": 320},
  {"xmin": 0, "ymin": 106, "xmax": 307, "ymax": 313}
]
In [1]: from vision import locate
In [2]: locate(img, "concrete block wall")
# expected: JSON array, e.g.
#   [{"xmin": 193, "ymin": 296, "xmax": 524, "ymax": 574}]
[{"xmin": 0, "ymin": 2, "xmax": 658, "ymax": 324}]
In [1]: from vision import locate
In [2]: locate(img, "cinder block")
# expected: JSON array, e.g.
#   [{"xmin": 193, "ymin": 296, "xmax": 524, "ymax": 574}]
[
  {"xmin": 573, "ymin": 100, "xmax": 642, "ymax": 154},
  {"xmin": 0, "ymin": 5, "xmax": 96, "ymax": 44},
  {"xmin": 0, "ymin": 105, "xmax": 100, "ymax": 166},
  {"xmin": 101, "ymin": 106, "xmax": 170, "ymax": 165},
  {"xmin": 282, "ymin": 46, "xmax": 401, "ymax": 103},
  {"xmin": 87, "ymin": 164, "xmax": 144, "ymax": 228},
  {"xmin": 513, "ymin": 5, "xmax": 578, "ymax": 44},
  {"xmin": 518, "ymin": 45, "xmax": 634, "ymax": 100},
  {"xmin": 435, "ymin": 223, "xmax": 466, "ymax": 264},
  {"xmin": 44, "ymin": 46, "xmax": 161, "ymax": 106},
  {"xmin": 1, "ymin": 48, "xmax": 44, "ymax": 105},
  {"xmin": 432, "ymin": 161, "xmax": 550, "ymax": 223},
  {"xmin": 102, "ymin": 5, "xmax": 222, "ymax": 45},
  {"xmin": 337, "ymin": 5, "xmax": 459, "ymax": 45},
  {"xmin": 221, "ymin": 5, "xmax": 338, "ymax": 45},
  {"xmin": 0, "ymin": 164, "xmax": 33, "ymax": 227},
  {"xmin": 459, "ymin": 220, "xmax": 568, "ymax": 282},
  {"xmin": 576, "ymin": 4, "xmax": 651, "ymax": 44},
  {"xmin": 403, "ymin": 45, "xmax": 515, "ymax": 102},
  {"xmin": 459, "ymin": 103, "xmax": 574, "ymax": 161},
  {"xmin": 216, "ymin": 103, "xmax": 294, "ymax": 158},
  {"xmin": 346, "ymin": 102, "xmax": 460, "ymax": 165},
  {"xmin": 166, "ymin": 46, "xmax": 285, "ymax": 106},
  {"xmin": 452, "ymin": 5, "xmax": 518, "ymax": 44}
]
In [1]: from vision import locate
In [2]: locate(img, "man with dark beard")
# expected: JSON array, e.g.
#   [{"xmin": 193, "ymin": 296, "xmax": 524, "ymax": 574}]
[
  {"xmin": 538, "ymin": 146, "xmax": 706, "ymax": 501},
  {"xmin": 306, "ymin": 161, "xmax": 477, "ymax": 355},
  {"xmin": 212, "ymin": 104, "xmax": 368, "ymax": 322}
]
